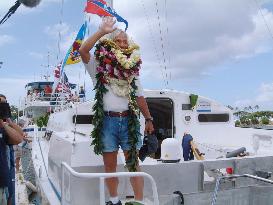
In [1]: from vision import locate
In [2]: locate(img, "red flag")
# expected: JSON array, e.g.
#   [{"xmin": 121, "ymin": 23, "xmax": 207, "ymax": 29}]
[{"xmin": 84, "ymin": 0, "xmax": 112, "ymax": 17}]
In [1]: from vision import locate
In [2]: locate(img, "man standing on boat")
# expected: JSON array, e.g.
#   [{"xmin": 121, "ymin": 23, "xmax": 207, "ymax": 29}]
[{"xmin": 79, "ymin": 17, "xmax": 154, "ymax": 205}]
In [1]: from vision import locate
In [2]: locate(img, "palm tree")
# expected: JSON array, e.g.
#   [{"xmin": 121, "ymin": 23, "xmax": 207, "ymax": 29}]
[
  {"xmin": 227, "ymin": 105, "xmax": 234, "ymax": 110},
  {"xmin": 254, "ymin": 105, "xmax": 259, "ymax": 110},
  {"xmin": 10, "ymin": 105, "xmax": 18, "ymax": 121}
]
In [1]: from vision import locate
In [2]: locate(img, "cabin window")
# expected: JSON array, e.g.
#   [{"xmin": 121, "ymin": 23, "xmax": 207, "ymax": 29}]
[
  {"xmin": 182, "ymin": 104, "xmax": 192, "ymax": 110},
  {"xmin": 72, "ymin": 115, "xmax": 93, "ymax": 124},
  {"xmin": 198, "ymin": 114, "xmax": 229, "ymax": 123},
  {"xmin": 146, "ymin": 97, "xmax": 174, "ymax": 159}
]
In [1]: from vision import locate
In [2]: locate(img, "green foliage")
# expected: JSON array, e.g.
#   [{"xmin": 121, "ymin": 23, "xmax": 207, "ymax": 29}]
[
  {"xmin": 126, "ymin": 78, "xmax": 140, "ymax": 172},
  {"xmin": 235, "ymin": 120, "xmax": 241, "ymax": 127},
  {"xmin": 36, "ymin": 118, "xmax": 44, "ymax": 128},
  {"xmin": 235, "ymin": 109, "xmax": 273, "ymax": 126},
  {"xmin": 240, "ymin": 115, "xmax": 251, "ymax": 125},
  {"xmin": 9, "ymin": 105, "xmax": 18, "ymax": 121},
  {"xmin": 189, "ymin": 94, "xmax": 198, "ymax": 109},
  {"xmin": 261, "ymin": 117, "xmax": 270, "ymax": 125},
  {"xmin": 91, "ymin": 72, "xmax": 108, "ymax": 155},
  {"xmin": 36, "ymin": 113, "xmax": 49, "ymax": 128},
  {"xmin": 251, "ymin": 117, "xmax": 259, "ymax": 125}
]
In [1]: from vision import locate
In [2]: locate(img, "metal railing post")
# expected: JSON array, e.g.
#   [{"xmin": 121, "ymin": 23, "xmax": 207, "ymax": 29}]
[
  {"xmin": 61, "ymin": 162, "xmax": 159, "ymax": 205},
  {"xmin": 99, "ymin": 177, "xmax": 105, "ymax": 205}
]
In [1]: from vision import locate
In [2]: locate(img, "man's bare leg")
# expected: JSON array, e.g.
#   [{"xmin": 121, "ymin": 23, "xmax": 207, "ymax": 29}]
[
  {"xmin": 124, "ymin": 151, "xmax": 144, "ymax": 201},
  {"xmin": 103, "ymin": 152, "xmax": 119, "ymax": 197}
]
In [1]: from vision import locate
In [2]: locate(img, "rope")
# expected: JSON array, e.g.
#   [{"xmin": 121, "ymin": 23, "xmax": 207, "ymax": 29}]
[
  {"xmin": 139, "ymin": 0, "xmax": 167, "ymax": 88},
  {"xmin": 164, "ymin": 0, "xmax": 172, "ymax": 84},
  {"xmin": 253, "ymin": 0, "xmax": 273, "ymax": 44},
  {"xmin": 57, "ymin": 0, "xmax": 65, "ymax": 61},
  {"xmin": 211, "ymin": 176, "xmax": 221, "ymax": 205},
  {"xmin": 155, "ymin": 0, "xmax": 169, "ymax": 87},
  {"xmin": 196, "ymin": 142, "xmax": 226, "ymax": 154}
]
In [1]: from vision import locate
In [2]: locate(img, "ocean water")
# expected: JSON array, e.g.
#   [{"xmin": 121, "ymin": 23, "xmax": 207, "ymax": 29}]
[{"xmin": 21, "ymin": 147, "xmax": 41, "ymax": 205}]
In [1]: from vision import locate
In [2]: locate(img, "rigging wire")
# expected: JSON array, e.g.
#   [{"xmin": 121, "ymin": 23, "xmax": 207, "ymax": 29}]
[
  {"xmin": 57, "ymin": 0, "xmax": 65, "ymax": 61},
  {"xmin": 140, "ymin": 0, "xmax": 167, "ymax": 88},
  {"xmin": 253, "ymin": 0, "xmax": 273, "ymax": 44},
  {"xmin": 155, "ymin": 0, "xmax": 169, "ymax": 87},
  {"xmin": 164, "ymin": 0, "xmax": 172, "ymax": 85}
]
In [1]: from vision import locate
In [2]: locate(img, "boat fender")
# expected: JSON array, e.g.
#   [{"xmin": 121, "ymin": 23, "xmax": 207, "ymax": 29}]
[
  {"xmin": 226, "ymin": 147, "xmax": 246, "ymax": 158},
  {"xmin": 173, "ymin": 191, "xmax": 184, "ymax": 205},
  {"xmin": 25, "ymin": 180, "xmax": 38, "ymax": 192}
]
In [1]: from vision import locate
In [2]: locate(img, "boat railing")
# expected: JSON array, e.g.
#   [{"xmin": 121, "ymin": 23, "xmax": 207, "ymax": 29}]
[
  {"xmin": 23, "ymin": 95, "xmax": 79, "ymax": 109},
  {"xmin": 24, "ymin": 95, "xmax": 75, "ymax": 103},
  {"xmin": 211, "ymin": 174, "xmax": 273, "ymax": 205},
  {"xmin": 61, "ymin": 162, "xmax": 160, "ymax": 205}
]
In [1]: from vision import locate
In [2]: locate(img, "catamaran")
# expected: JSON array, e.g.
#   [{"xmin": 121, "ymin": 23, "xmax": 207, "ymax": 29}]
[
  {"xmin": 17, "ymin": 0, "xmax": 273, "ymax": 204},
  {"xmin": 19, "ymin": 86, "xmax": 273, "ymax": 205}
]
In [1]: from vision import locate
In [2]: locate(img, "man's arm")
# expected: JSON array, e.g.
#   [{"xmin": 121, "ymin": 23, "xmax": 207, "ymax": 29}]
[
  {"xmin": 7, "ymin": 118, "xmax": 24, "ymax": 135},
  {"xmin": 79, "ymin": 17, "xmax": 117, "ymax": 64},
  {"xmin": 79, "ymin": 31, "xmax": 105, "ymax": 64},
  {"xmin": 136, "ymin": 96, "xmax": 154, "ymax": 134},
  {"xmin": 0, "ymin": 120, "xmax": 23, "ymax": 145}
]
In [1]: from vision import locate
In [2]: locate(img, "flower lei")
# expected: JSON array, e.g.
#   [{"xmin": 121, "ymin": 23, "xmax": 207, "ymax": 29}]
[{"xmin": 91, "ymin": 39, "xmax": 142, "ymax": 172}]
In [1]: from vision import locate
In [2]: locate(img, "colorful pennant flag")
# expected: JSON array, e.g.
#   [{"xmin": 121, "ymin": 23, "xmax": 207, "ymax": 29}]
[
  {"xmin": 61, "ymin": 22, "xmax": 87, "ymax": 74},
  {"xmin": 85, "ymin": 0, "xmax": 128, "ymax": 31}
]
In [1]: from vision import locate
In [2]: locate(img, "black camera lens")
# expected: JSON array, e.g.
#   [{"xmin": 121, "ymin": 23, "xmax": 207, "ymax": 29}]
[{"xmin": 0, "ymin": 102, "xmax": 11, "ymax": 119}]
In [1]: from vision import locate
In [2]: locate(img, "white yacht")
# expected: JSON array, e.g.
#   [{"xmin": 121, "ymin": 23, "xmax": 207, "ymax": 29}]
[{"xmin": 27, "ymin": 89, "xmax": 273, "ymax": 205}]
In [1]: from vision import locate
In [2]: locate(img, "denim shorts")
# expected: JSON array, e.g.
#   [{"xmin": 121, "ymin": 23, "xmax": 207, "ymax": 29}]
[{"xmin": 102, "ymin": 116, "xmax": 142, "ymax": 152}]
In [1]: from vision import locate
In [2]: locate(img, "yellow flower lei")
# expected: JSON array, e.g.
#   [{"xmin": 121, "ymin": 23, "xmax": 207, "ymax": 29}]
[{"xmin": 99, "ymin": 39, "xmax": 140, "ymax": 70}]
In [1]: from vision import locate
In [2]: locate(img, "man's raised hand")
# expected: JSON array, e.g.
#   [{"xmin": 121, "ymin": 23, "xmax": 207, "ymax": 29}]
[{"xmin": 99, "ymin": 16, "xmax": 117, "ymax": 35}]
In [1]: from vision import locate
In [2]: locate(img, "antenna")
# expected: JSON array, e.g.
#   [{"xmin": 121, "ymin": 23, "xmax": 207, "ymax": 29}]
[{"xmin": 40, "ymin": 52, "xmax": 55, "ymax": 81}]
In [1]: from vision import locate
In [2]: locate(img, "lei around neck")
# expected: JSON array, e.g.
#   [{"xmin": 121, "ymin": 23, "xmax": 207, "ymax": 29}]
[{"xmin": 91, "ymin": 38, "xmax": 142, "ymax": 172}]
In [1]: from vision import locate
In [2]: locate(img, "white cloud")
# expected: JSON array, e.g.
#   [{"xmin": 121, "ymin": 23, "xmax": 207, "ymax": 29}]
[
  {"xmin": 60, "ymin": 31, "xmax": 77, "ymax": 53},
  {"xmin": 234, "ymin": 99, "xmax": 253, "ymax": 108},
  {"xmin": 234, "ymin": 82, "xmax": 273, "ymax": 110},
  {"xmin": 0, "ymin": 78, "xmax": 29, "ymax": 106},
  {"xmin": 256, "ymin": 82, "xmax": 273, "ymax": 102},
  {"xmin": 44, "ymin": 22, "xmax": 82, "ymax": 54},
  {"xmin": 111, "ymin": 0, "xmax": 273, "ymax": 80},
  {"xmin": 0, "ymin": 34, "xmax": 15, "ymax": 47},
  {"xmin": 28, "ymin": 51, "xmax": 44, "ymax": 59},
  {"xmin": 44, "ymin": 23, "xmax": 70, "ymax": 39}
]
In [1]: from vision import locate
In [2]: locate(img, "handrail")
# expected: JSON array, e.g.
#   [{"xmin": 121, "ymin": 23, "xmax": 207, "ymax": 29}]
[
  {"xmin": 61, "ymin": 162, "xmax": 159, "ymax": 205},
  {"xmin": 211, "ymin": 174, "xmax": 273, "ymax": 205}
]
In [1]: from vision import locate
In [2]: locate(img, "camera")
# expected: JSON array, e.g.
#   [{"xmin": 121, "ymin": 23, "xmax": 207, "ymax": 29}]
[{"xmin": 0, "ymin": 102, "xmax": 11, "ymax": 119}]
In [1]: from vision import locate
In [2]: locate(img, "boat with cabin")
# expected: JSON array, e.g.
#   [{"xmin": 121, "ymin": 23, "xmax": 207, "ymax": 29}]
[{"xmin": 27, "ymin": 89, "xmax": 273, "ymax": 205}]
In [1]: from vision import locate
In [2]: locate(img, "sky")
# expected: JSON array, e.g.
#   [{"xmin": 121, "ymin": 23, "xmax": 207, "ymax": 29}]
[{"xmin": 1, "ymin": 0, "xmax": 273, "ymax": 110}]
